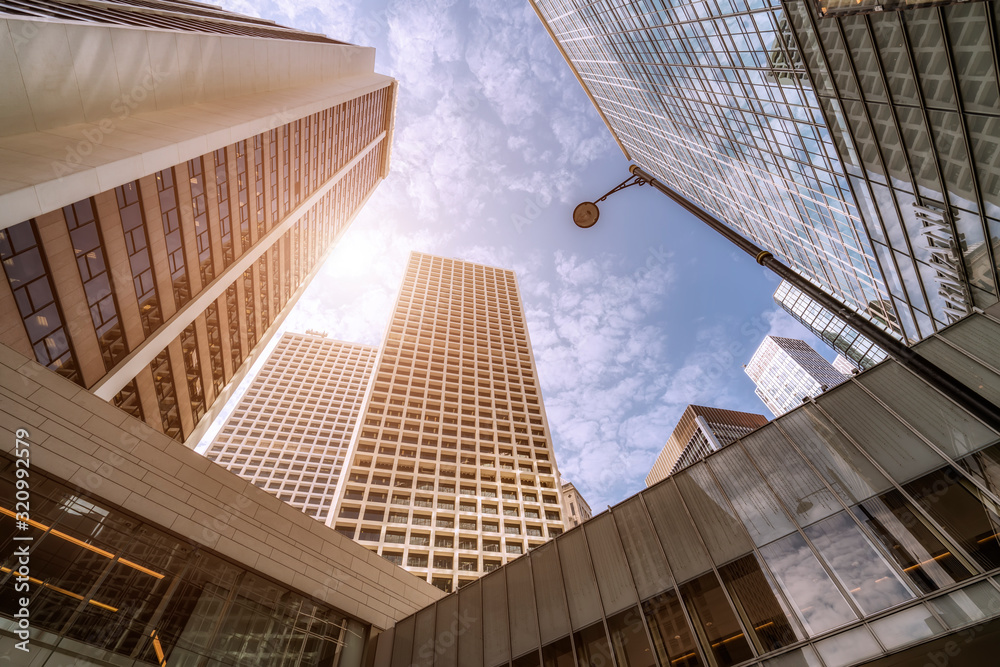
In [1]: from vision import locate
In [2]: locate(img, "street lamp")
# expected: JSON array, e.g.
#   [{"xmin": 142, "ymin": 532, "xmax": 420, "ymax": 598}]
[{"xmin": 576, "ymin": 164, "xmax": 1000, "ymax": 432}]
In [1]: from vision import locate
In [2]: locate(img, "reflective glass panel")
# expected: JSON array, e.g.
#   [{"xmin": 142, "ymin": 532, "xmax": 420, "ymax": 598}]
[
  {"xmin": 853, "ymin": 490, "xmax": 973, "ymax": 594},
  {"xmin": 709, "ymin": 444, "xmax": 797, "ymax": 547},
  {"xmin": 643, "ymin": 590, "xmax": 702, "ymax": 667},
  {"xmin": 719, "ymin": 554, "xmax": 803, "ymax": 653},
  {"xmin": 869, "ymin": 604, "xmax": 945, "ymax": 650},
  {"xmin": 607, "ymin": 606, "xmax": 656, "ymax": 667},
  {"xmin": 542, "ymin": 636, "xmax": 574, "ymax": 667},
  {"xmin": 904, "ymin": 466, "xmax": 1000, "ymax": 571},
  {"xmin": 758, "ymin": 532, "xmax": 857, "ymax": 635},
  {"xmin": 573, "ymin": 621, "xmax": 613, "ymax": 667},
  {"xmin": 819, "ymin": 381, "xmax": 946, "ymax": 483},
  {"xmin": 643, "ymin": 478, "xmax": 713, "ymax": 582},
  {"xmin": 740, "ymin": 430, "xmax": 842, "ymax": 526},
  {"xmin": 679, "ymin": 572, "xmax": 754, "ymax": 667},
  {"xmin": 957, "ymin": 442, "xmax": 1000, "ymax": 500},
  {"xmin": 857, "ymin": 363, "xmax": 999, "ymax": 459},
  {"xmin": 804, "ymin": 511, "xmax": 914, "ymax": 615},
  {"xmin": 778, "ymin": 405, "xmax": 892, "ymax": 503},
  {"xmin": 930, "ymin": 580, "xmax": 1000, "ymax": 628},
  {"xmin": 675, "ymin": 464, "xmax": 753, "ymax": 565},
  {"xmin": 763, "ymin": 645, "xmax": 823, "ymax": 667},
  {"xmin": 814, "ymin": 626, "xmax": 881, "ymax": 667}
]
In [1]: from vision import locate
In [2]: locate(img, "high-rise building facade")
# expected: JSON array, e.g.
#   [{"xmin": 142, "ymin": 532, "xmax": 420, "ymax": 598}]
[
  {"xmin": 326, "ymin": 252, "xmax": 567, "ymax": 593},
  {"xmin": 785, "ymin": 0, "xmax": 1000, "ymax": 340},
  {"xmin": 775, "ymin": 280, "xmax": 889, "ymax": 370},
  {"xmin": 746, "ymin": 335, "xmax": 849, "ymax": 416},
  {"xmin": 561, "ymin": 481, "xmax": 592, "ymax": 528},
  {"xmin": 0, "ymin": 2, "xmax": 397, "ymax": 448},
  {"xmin": 530, "ymin": 0, "xmax": 894, "ymax": 330},
  {"xmin": 372, "ymin": 309, "xmax": 1000, "ymax": 667},
  {"xmin": 645, "ymin": 405, "xmax": 770, "ymax": 486},
  {"xmin": 531, "ymin": 0, "xmax": 1000, "ymax": 344},
  {"xmin": 205, "ymin": 332, "xmax": 377, "ymax": 522},
  {"xmin": 833, "ymin": 353, "xmax": 858, "ymax": 376}
]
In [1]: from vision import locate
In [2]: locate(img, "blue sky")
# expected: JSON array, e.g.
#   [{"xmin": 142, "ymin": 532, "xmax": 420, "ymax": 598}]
[{"xmin": 205, "ymin": 0, "xmax": 834, "ymax": 509}]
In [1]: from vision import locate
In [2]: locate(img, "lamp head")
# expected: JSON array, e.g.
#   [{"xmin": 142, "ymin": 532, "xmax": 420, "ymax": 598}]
[{"xmin": 573, "ymin": 201, "xmax": 600, "ymax": 229}]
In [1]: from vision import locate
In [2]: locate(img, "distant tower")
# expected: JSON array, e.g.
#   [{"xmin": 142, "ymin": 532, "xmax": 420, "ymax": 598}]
[
  {"xmin": 645, "ymin": 405, "xmax": 769, "ymax": 486},
  {"xmin": 204, "ymin": 332, "xmax": 376, "ymax": 522},
  {"xmin": 0, "ymin": 1, "xmax": 397, "ymax": 447},
  {"xmin": 832, "ymin": 354, "xmax": 858, "ymax": 376},
  {"xmin": 746, "ymin": 336, "xmax": 849, "ymax": 417},
  {"xmin": 326, "ymin": 252, "xmax": 566, "ymax": 592},
  {"xmin": 561, "ymin": 481, "xmax": 592, "ymax": 528}
]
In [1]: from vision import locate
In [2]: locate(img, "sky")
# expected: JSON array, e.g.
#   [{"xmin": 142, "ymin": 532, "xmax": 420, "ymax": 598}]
[{"xmin": 200, "ymin": 0, "xmax": 837, "ymax": 510}]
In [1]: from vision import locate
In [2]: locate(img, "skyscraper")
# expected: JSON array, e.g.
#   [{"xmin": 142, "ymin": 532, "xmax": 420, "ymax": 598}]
[
  {"xmin": 326, "ymin": 252, "xmax": 567, "ymax": 592},
  {"xmin": 530, "ymin": 0, "xmax": 893, "ymax": 329},
  {"xmin": 531, "ymin": 0, "xmax": 1000, "ymax": 343},
  {"xmin": 832, "ymin": 353, "xmax": 858, "ymax": 376},
  {"xmin": 645, "ymin": 405, "xmax": 770, "ymax": 486},
  {"xmin": 774, "ymin": 279, "xmax": 889, "ymax": 370},
  {"xmin": 204, "ymin": 332, "xmax": 377, "ymax": 522},
  {"xmin": 0, "ymin": 2, "xmax": 397, "ymax": 447},
  {"xmin": 746, "ymin": 335, "xmax": 849, "ymax": 416},
  {"xmin": 561, "ymin": 481, "xmax": 592, "ymax": 528},
  {"xmin": 786, "ymin": 1, "xmax": 1000, "ymax": 340}
]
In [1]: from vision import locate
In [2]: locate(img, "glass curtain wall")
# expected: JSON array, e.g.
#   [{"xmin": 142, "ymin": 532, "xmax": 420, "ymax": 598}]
[
  {"xmin": 376, "ymin": 313, "xmax": 1000, "ymax": 667},
  {"xmin": 0, "ymin": 458, "xmax": 369, "ymax": 666}
]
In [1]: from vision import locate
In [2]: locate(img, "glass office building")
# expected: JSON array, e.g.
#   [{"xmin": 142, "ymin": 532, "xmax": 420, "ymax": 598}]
[
  {"xmin": 781, "ymin": 0, "xmax": 1000, "ymax": 340},
  {"xmin": 530, "ymin": 0, "xmax": 895, "ymax": 330},
  {"xmin": 373, "ymin": 310, "xmax": 1000, "ymax": 667},
  {"xmin": 532, "ymin": 0, "xmax": 1000, "ymax": 344}
]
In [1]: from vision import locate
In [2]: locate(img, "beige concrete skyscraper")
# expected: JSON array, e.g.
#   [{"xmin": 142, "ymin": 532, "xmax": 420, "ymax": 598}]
[
  {"xmin": 326, "ymin": 252, "xmax": 567, "ymax": 592},
  {"xmin": 0, "ymin": 1, "xmax": 397, "ymax": 447},
  {"xmin": 205, "ymin": 331, "xmax": 377, "ymax": 522}
]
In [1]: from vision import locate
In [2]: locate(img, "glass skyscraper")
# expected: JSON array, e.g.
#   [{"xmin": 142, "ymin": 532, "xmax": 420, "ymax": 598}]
[
  {"xmin": 532, "ymin": 0, "xmax": 1000, "ymax": 344},
  {"xmin": 783, "ymin": 1, "xmax": 1000, "ymax": 340},
  {"xmin": 531, "ymin": 0, "xmax": 894, "ymax": 330}
]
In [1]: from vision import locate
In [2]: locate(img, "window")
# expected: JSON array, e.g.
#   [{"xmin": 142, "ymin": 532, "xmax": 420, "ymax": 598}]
[
  {"xmin": 179, "ymin": 323, "xmax": 206, "ymax": 422},
  {"xmin": 63, "ymin": 199, "xmax": 126, "ymax": 369},
  {"xmin": 214, "ymin": 148, "xmax": 234, "ymax": 266},
  {"xmin": 155, "ymin": 168, "xmax": 190, "ymax": 308},
  {"xmin": 149, "ymin": 349, "xmax": 182, "ymax": 440},
  {"xmin": 1, "ymin": 221, "xmax": 82, "ymax": 384},
  {"xmin": 117, "ymin": 181, "xmax": 162, "ymax": 336}
]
